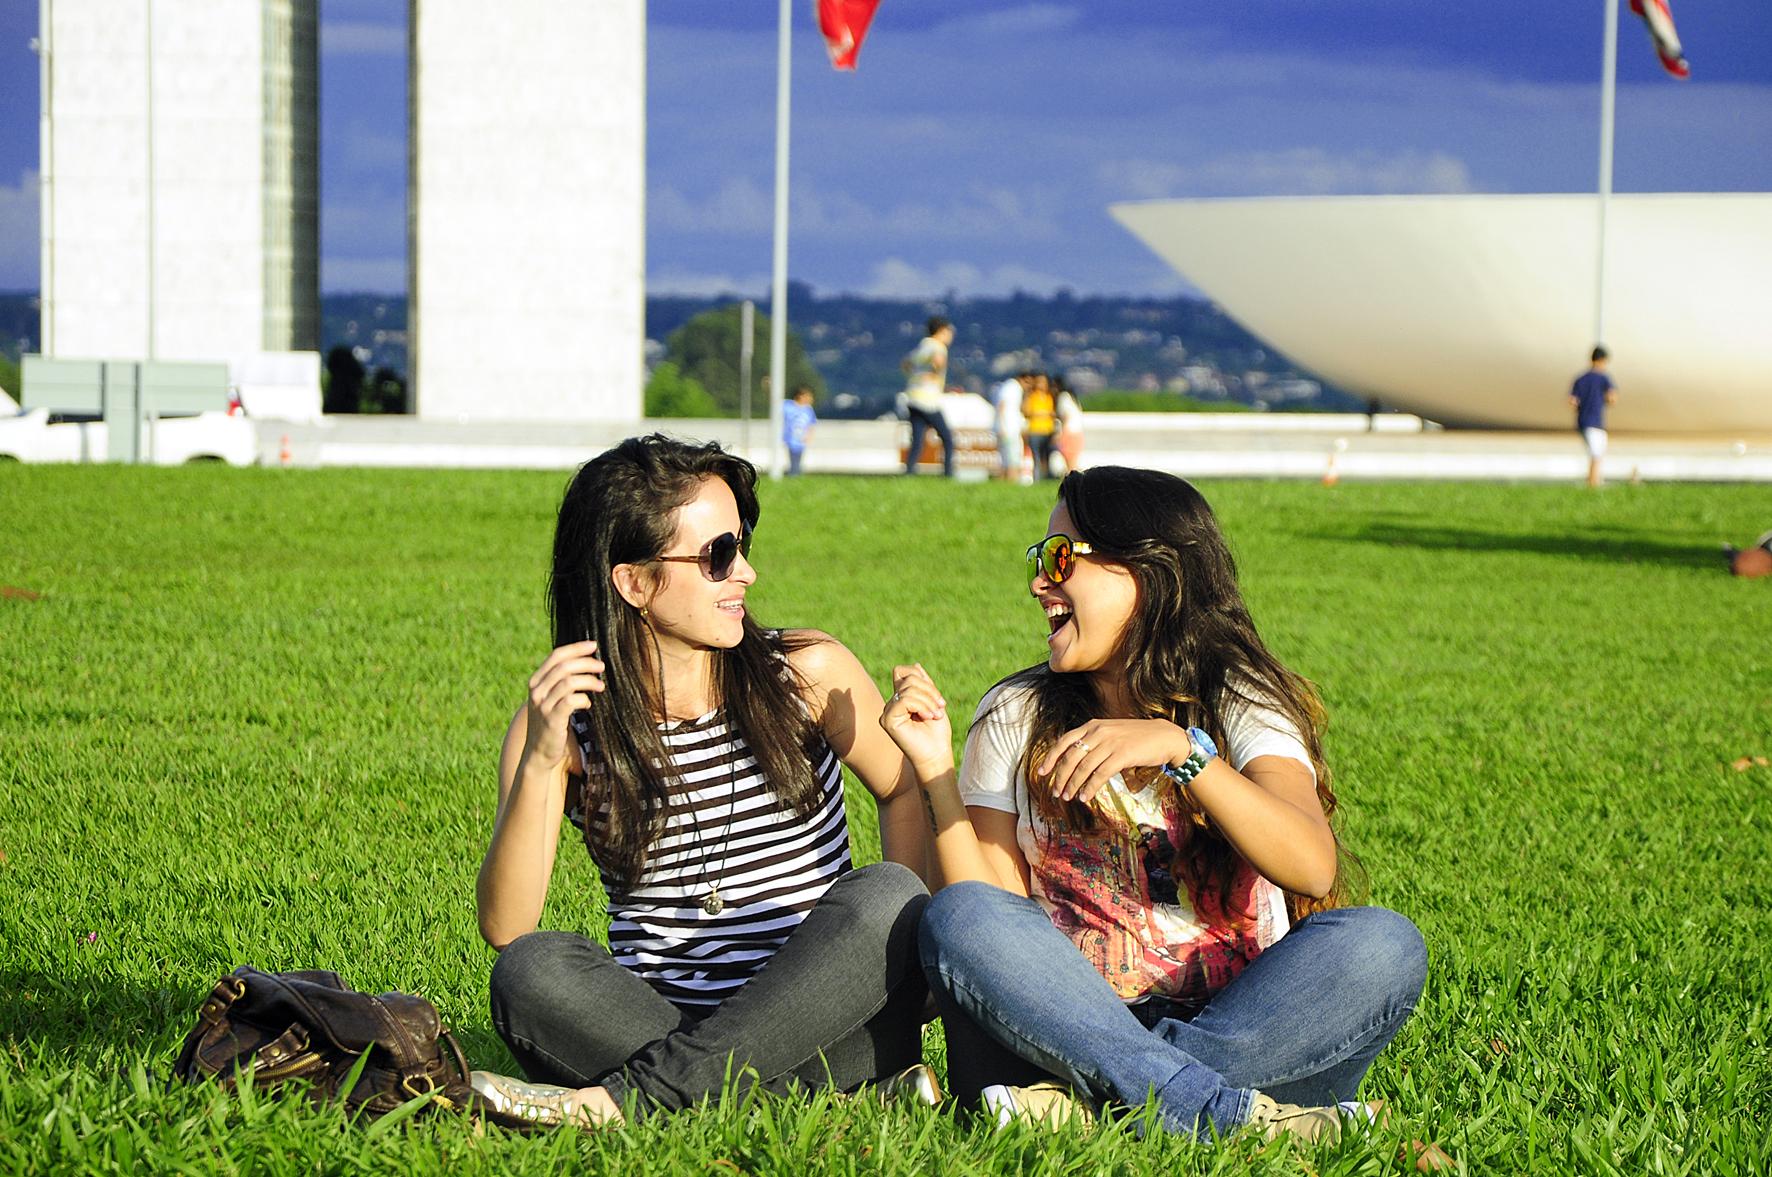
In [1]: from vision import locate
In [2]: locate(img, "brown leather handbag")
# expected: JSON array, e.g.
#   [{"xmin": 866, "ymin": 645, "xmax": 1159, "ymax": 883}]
[{"xmin": 172, "ymin": 966, "xmax": 474, "ymax": 1117}]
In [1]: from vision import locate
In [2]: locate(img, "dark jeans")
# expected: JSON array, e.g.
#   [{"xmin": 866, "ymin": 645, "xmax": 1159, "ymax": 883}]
[
  {"xmin": 1026, "ymin": 432, "xmax": 1057, "ymax": 479},
  {"xmin": 921, "ymin": 882, "xmax": 1426, "ymax": 1139},
  {"xmin": 905, "ymin": 407, "xmax": 955, "ymax": 476},
  {"xmin": 489, "ymin": 862, "xmax": 929, "ymax": 1117},
  {"xmin": 787, "ymin": 445, "xmax": 805, "ymax": 476}
]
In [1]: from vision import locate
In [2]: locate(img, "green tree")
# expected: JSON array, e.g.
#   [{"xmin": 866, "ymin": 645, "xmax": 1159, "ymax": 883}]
[
  {"xmin": 665, "ymin": 305, "xmax": 824, "ymax": 416},
  {"xmin": 645, "ymin": 361, "xmax": 720, "ymax": 418},
  {"xmin": 0, "ymin": 354, "xmax": 19, "ymax": 402}
]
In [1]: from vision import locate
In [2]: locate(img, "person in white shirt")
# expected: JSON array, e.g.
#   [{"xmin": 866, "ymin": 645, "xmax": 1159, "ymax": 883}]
[
  {"xmin": 993, "ymin": 372, "xmax": 1028, "ymax": 481},
  {"xmin": 902, "ymin": 317, "xmax": 956, "ymax": 477},
  {"xmin": 879, "ymin": 465, "xmax": 1428, "ymax": 1146},
  {"xmin": 1054, "ymin": 378, "xmax": 1084, "ymax": 473}
]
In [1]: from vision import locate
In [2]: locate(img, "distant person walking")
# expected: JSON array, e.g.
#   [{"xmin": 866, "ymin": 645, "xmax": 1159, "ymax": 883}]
[
  {"xmin": 1054, "ymin": 378, "xmax": 1084, "ymax": 473},
  {"xmin": 1569, "ymin": 346, "xmax": 1617, "ymax": 488},
  {"xmin": 902, "ymin": 316, "xmax": 956, "ymax": 477},
  {"xmin": 1021, "ymin": 372, "xmax": 1059, "ymax": 480},
  {"xmin": 993, "ymin": 371, "xmax": 1028, "ymax": 481},
  {"xmin": 783, "ymin": 385, "xmax": 818, "ymax": 476}
]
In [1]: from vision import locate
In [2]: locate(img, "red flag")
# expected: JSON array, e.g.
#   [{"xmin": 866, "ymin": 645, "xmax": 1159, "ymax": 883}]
[
  {"xmin": 816, "ymin": 0, "xmax": 882, "ymax": 70},
  {"xmin": 1629, "ymin": 0, "xmax": 1690, "ymax": 80}
]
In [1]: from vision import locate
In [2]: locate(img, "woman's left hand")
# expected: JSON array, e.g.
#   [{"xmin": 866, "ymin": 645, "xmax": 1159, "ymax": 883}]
[
  {"xmin": 1037, "ymin": 719, "xmax": 1192, "ymax": 804},
  {"xmin": 879, "ymin": 663, "xmax": 952, "ymax": 778}
]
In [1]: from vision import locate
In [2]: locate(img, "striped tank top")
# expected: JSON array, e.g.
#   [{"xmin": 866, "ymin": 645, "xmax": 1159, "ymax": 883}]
[{"xmin": 567, "ymin": 709, "xmax": 853, "ymax": 1009}]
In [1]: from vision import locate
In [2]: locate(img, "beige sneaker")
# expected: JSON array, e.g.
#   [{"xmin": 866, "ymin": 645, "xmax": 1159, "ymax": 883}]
[
  {"xmin": 980, "ymin": 1081, "xmax": 1095, "ymax": 1129},
  {"xmin": 1246, "ymin": 1091, "xmax": 1383, "ymax": 1144},
  {"xmin": 876, "ymin": 1063, "xmax": 944, "ymax": 1108},
  {"xmin": 469, "ymin": 1070, "xmax": 618, "ymax": 1130}
]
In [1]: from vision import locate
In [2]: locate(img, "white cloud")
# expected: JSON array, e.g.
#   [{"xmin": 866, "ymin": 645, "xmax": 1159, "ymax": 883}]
[
  {"xmin": 1203, "ymin": 148, "xmax": 1474, "ymax": 196},
  {"xmin": 322, "ymin": 196, "xmax": 406, "ymax": 255},
  {"xmin": 932, "ymin": 4, "xmax": 1083, "ymax": 39},
  {"xmin": 320, "ymin": 257, "xmax": 405, "ymax": 293},
  {"xmin": 1094, "ymin": 160, "xmax": 1191, "ymax": 202},
  {"xmin": 849, "ymin": 256, "xmax": 1075, "ymax": 299},
  {"xmin": 646, "ymin": 268, "xmax": 774, "ymax": 298},
  {"xmin": 651, "ymin": 177, "xmax": 774, "ymax": 235},
  {"xmin": 0, "ymin": 170, "xmax": 40, "ymax": 289},
  {"xmin": 650, "ymin": 178, "xmax": 1061, "ymax": 243},
  {"xmin": 1097, "ymin": 149, "xmax": 1474, "ymax": 200},
  {"xmin": 319, "ymin": 21, "xmax": 405, "ymax": 57}
]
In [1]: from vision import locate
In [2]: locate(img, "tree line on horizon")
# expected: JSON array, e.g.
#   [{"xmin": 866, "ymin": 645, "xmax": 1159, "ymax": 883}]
[{"xmin": 0, "ymin": 288, "xmax": 1356, "ymax": 417}]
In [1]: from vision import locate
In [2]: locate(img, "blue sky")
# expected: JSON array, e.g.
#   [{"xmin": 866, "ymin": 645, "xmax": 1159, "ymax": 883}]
[{"xmin": 2, "ymin": 1, "xmax": 1768, "ymax": 297}]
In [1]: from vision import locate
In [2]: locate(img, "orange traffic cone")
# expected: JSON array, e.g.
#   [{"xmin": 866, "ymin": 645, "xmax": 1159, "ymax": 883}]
[
  {"xmin": 1321, "ymin": 451, "xmax": 1340, "ymax": 487},
  {"xmin": 279, "ymin": 435, "xmax": 292, "ymax": 467}
]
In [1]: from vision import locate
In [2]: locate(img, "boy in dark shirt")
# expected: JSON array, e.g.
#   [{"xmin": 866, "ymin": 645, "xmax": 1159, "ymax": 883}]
[{"xmin": 1569, "ymin": 346, "xmax": 1617, "ymax": 488}]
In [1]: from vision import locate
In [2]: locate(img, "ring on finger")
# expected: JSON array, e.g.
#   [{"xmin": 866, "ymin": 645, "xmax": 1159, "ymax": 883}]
[{"xmin": 1075, "ymin": 741, "xmax": 1091, "ymax": 754}]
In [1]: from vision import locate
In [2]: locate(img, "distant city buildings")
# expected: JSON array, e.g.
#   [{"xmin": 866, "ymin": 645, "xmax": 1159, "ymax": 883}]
[{"xmin": 642, "ymin": 290, "xmax": 1345, "ymax": 416}]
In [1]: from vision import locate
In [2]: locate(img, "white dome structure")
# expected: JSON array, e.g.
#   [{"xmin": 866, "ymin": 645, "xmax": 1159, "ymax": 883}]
[{"xmin": 1110, "ymin": 194, "xmax": 1772, "ymax": 433}]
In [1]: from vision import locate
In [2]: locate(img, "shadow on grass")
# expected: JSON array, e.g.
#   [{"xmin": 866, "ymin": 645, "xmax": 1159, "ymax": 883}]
[
  {"xmin": 0, "ymin": 970, "xmax": 199, "ymax": 1062},
  {"xmin": 1323, "ymin": 522, "xmax": 1728, "ymax": 570},
  {"xmin": 0, "ymin": 970, "xmax": 512, "ymax": 1074}
]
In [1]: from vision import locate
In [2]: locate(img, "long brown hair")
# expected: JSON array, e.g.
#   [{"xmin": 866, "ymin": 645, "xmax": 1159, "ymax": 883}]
[
  {"xmin": 548, "ymin": 434, "xmax": 823, "ymax": 886},
  {"xmin": 984, "ymin": 466, "xmax": 1362, "ymax": 922}
]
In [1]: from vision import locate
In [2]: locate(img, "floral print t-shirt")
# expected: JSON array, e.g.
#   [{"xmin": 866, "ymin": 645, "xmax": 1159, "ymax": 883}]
[{"xmin": 959, "ymin": 681, "xmax": 1314, "ymax": 1006}]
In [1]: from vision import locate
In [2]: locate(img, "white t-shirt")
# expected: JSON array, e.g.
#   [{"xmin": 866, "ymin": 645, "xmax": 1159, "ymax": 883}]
[
  {"xmin": 960, "ymin": 679, "xmax": 1314, "ymax": 1005},
  {"xmin": 993, "ymin": 378, "xmax": 1024, "ymax": 432},
  {"xmin": 904, "ymin": 337, "xmax": 947, "ymax": 412},
  {"xmin": 1056, "ymin": 390, "xmax": 1082, "ymax": 432}
]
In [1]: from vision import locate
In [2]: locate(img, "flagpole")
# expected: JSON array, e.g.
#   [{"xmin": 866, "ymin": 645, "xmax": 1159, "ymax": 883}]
[
  {"xmin": 767, "ymin": 0, "xmax": 792, "ymax": 480},
  {"xmin": 1595, "ymin": 0, "xmax": 1618, "ymax": 347}
]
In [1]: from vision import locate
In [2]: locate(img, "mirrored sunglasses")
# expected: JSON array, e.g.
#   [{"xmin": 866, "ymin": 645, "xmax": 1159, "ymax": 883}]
[{"xmin": 1025, "ymin": 533, "xmax": 1095, "ymax": 586}]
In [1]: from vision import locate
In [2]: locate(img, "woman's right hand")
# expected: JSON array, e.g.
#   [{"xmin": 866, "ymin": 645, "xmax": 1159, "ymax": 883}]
[
  {"xmin": 880, "ymin": 663, "xmax": 952, "ymax": 777},
  {"xmin": 523, "ymin": 641, "xmax": 605, "ymax": 770}
]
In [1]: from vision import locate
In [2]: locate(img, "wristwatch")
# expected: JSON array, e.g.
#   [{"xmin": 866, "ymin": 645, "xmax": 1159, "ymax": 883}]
[{"xmin": 1161, "ymin": 726, "xmax": 1219, "ymax": 788}]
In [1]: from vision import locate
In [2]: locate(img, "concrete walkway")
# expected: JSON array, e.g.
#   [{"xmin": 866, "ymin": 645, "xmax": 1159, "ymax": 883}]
[{"xmin": 255, "ymin": 414, "xmax": 1772, "ymax": 482}]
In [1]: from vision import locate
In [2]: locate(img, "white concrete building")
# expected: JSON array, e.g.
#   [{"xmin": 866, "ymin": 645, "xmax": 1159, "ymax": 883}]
[
  {"xmin": 37, "ymin": 0, "xmax": 319, "ymax": 360},
  {"xmin": 1111, "ymin": 194, "xmax": 1772, "ymax": 433},
  {"xmin": 410, "ymin": 1, "xmax": 645, "ymax": 422}
]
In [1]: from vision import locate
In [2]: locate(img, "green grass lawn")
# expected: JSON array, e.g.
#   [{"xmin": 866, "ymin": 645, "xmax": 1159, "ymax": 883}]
[{"xmin": 2, "ymin": 465, "xmax": 1768, "ymax": 1174}]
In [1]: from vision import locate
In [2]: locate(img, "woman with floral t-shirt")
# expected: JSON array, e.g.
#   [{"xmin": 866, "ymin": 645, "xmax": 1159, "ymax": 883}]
[{"xmin": 880, "ymin": 465, "xmax": 1426, "ymax": 1146}]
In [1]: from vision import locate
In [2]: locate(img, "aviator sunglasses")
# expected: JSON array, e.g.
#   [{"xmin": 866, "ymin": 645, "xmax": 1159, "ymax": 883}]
[
  {"xmin": 1025, "ymin": 533, "xmax": 1095, "ymax": 586},
  {"xmin": 651, "ymin": 527, "xmax": 753, "ymax": 582}
]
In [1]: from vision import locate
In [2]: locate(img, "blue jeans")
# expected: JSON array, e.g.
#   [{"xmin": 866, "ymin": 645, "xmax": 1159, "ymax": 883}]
[
  {"xmin": 905, "ymin": 407, "xmax": 955, "ymax": 476},
  {"xmin": 920, "ymin": 882, "xmax": 1426, "ymax": 1139}
]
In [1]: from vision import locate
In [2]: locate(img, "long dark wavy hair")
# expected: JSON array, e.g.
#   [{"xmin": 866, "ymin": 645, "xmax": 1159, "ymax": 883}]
[
  {"xmin": 985, "ymin": 466, "xmax": 1362, "ymax": 923},
  {"xmin": 549, "ymin": 434, "xmax": 820, "ymax": 886}
]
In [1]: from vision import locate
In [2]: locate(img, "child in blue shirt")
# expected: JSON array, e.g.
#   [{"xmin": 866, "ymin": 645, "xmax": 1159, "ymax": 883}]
[{"xmin": 784, "ymin": 387, "xmax": 818, "ymax": 476}]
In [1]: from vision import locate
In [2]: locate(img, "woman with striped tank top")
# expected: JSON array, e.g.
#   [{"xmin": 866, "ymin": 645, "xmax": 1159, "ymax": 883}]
[{"xmin": 471, "ymin": 435, "xmax": 936, "ymax": 1128}]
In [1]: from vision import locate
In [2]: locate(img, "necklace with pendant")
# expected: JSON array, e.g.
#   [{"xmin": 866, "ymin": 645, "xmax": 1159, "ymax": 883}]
[{"xmin": 689, "ymin": 722, "xmax": 740, "ymax": 917}]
